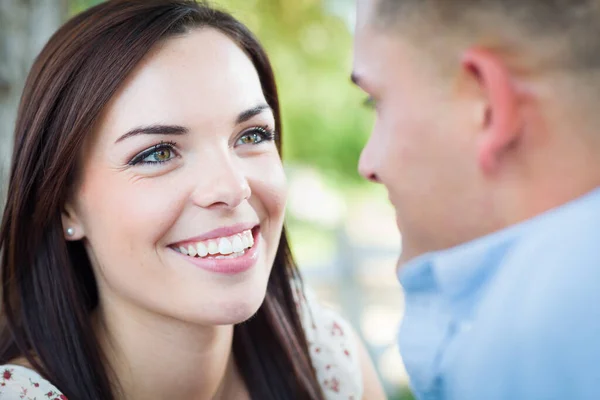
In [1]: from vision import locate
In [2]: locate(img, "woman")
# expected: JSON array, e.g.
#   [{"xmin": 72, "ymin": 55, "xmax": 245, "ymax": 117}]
[{"xmin": 0, "ymin": 0, "xmax": 385, "ymax": 399}]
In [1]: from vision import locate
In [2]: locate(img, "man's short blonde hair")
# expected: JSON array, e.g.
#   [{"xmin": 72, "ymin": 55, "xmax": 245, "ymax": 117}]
[{"xmin": 375, "ymin": 0, "xmax": 600, "ymax": 71}]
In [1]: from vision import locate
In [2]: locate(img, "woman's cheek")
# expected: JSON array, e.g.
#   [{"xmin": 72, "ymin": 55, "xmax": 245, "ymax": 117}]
[
  {"xmin": 78, "ymin": 168, "xmax": 188, "ymax": 247},
  {"xmin": 247, "ymin": 154, "xmax": 287, "ymax": 216}
]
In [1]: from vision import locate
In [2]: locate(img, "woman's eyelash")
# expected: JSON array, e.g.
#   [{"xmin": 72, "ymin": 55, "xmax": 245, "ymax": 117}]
[
  {"xmin": 127, "ymin": 126, "xmax": 274, "ymax": 166},
  {"xmin": 129, "ymin": 141, "xmax": 178, "ymax": 166},
  {"xmin": 237, "ymin": 126, "xmax": 277, "ymax": 145}
]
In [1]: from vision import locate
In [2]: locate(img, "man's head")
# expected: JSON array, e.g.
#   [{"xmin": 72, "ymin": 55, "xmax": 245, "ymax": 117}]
[{"xmin": 353, "ymin": 0, "xmax": 600, "ymax": 263}]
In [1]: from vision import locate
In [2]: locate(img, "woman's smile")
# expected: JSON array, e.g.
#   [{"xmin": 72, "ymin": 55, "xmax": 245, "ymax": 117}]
[{"xmin": 169, "ymin": 224, "xmax": 262, "ymax": 274}]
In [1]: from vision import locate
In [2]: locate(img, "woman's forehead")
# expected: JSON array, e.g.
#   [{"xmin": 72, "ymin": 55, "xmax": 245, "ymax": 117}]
[{"xmin": 98, "ymin": 28, "xmax": 268, "ymax": 142}]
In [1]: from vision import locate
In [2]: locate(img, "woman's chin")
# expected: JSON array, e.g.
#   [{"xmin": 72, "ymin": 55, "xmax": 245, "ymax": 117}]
[
  {"xmin": 215, "ymin": 298, "xmax": 265, "ymax": 325},
  {"xmin": 172, "ymin": 293, "xmax": 267, "ymax": 327}
]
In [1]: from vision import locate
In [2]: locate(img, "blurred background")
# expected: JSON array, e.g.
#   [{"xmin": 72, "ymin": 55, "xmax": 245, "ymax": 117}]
[{"xmin": 0, "ymin": 0, "xmax": 412, "ymax": 398}]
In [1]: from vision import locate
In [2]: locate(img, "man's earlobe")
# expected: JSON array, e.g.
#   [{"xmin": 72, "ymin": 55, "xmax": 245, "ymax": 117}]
[{"xmin": 462, "ymin": 47, "xmax": 522, "ymax": 175}]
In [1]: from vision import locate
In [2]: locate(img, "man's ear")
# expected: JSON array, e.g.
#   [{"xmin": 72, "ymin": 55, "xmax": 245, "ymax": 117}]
[
  {"xmin": 62, "ymin": 201, "xmax": 85, "ymax": 241},
  {"xmin": 461, "ymin": 47, "xmax": 522, "ymax": 174}
]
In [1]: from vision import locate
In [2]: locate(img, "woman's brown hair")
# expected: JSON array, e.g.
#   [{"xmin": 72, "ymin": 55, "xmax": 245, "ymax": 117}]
[{"xmin": 0, "ymin": 1, "xmax": 324, "ymax": 399}]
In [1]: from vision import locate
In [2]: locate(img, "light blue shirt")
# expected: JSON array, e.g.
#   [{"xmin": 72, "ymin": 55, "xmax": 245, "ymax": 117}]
[{"xmin": 398, "ymin": 187, "xmax": 600, "ymax": 400}]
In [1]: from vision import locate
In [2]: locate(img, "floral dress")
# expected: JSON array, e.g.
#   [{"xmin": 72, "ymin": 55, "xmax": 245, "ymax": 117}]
[
  {"xmin": 0, "ymin": 365, "xmax": 65, "ymax": 399},
  {"xmin": 0, "ymin": 289, "xmax": 363, "ymax": 399}
]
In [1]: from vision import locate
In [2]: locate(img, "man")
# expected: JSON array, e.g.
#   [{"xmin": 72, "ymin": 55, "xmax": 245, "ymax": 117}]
[{"xmin": 352, "ymin": 1, "xmax": 600, "ymax": 399}]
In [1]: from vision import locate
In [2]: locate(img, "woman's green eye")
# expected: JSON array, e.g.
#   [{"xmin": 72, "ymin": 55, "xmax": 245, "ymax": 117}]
[
  {"xmin": 239, "ymin": 133, "xmax": 261, "ymax": 145},
  {"xmin": 146, "ymin": 147, "xmax": 172, "ymax": 163},
  {"xmin": 235, "ymin": 127, "xmax": 275, "ymax": 147},
  {"xmin": 129, "ymin": 142, "xmax": 178, "ymax": 166}
]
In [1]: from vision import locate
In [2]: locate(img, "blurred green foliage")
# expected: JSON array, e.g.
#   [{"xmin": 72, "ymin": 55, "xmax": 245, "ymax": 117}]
[{"xmin": 69, "ymin": 0, "xmax": 374, "ymax": 184}]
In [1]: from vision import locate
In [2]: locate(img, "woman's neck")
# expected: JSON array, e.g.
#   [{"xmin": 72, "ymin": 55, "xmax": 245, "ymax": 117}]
[{"xmin": 94, "ymin": 298, "xmax": 243, "ymax": 400}]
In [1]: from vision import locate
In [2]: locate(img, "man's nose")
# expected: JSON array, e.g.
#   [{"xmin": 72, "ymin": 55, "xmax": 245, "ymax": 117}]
[{"xmin": 358, "ymin": 137, "xmax": 381, "ymax": 183}]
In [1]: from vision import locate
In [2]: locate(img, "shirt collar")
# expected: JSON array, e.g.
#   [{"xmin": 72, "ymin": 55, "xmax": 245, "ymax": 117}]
[{"xmin": 399, "ymin": 186, "xmax": 600, "ymax": 299}]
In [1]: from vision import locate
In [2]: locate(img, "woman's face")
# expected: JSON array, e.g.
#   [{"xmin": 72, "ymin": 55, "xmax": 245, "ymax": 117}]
[{"xmin": 64, "ymin": 28, "xmax": 287, "ymax": 325}]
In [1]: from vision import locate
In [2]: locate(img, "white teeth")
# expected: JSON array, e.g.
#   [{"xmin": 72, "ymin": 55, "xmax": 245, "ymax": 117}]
[
  {"xmin": 215, "ymin": 251, "xmax": 245, "ymax": 260},
  {"xmin": 244, "ymin": 231, "xmax": 252, "ymax": 247},
  {"xmin": 218, "ymin": 237, "xmax": 233, "ymax": 255},
  {"xmin": 207, "ymin": 240, "xmax": 219, "ymax": 255},
  {"xmin": 176, "ymin": 229, "xmax": 255, "ymax": 258},
  {"xmin": 196, "ymin": 242, "xmax": 208, "ymax": 257},
  {"xmin": 232, "ymin": 235, "xmax": 244, "ymax": 253}
]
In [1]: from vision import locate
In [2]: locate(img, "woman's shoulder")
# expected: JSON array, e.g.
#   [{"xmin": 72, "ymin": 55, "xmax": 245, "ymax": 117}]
[
  {"xmin": 295, "ymin": 284, "xmax": 364, "ymax": 399},
  {"xmin": 0, "ymin": 364, "xmax": 66, "ymax": 400}
]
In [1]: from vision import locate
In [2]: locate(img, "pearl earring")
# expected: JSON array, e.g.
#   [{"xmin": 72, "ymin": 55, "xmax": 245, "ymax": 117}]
[{"xmin": 66, "ymin": 227, "xmax": 75, "ymax": 236}]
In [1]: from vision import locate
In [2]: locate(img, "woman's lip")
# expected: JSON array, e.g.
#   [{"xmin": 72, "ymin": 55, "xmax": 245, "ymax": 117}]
[
  {"xmin": 171, "ymin": 229, "xmax": 260, "ymax": 275},
  {"xmin": 170, "ymin": 222, "xmax": 258, "ymax": 248}
]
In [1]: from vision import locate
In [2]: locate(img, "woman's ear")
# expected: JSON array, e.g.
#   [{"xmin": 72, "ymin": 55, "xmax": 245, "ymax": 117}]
[{"xmin": 62, "ymin": 201, "xmax": 85, "ymax": 241}]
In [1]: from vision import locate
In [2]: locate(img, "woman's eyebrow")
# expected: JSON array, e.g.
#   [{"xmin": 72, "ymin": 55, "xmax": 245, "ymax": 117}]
[
  {"xmin": 114, "ymin": 105, "xmax": 271, "ymax": 144},
  {"xmin": 115, "ymin": 124, "xmax": 188, "ymax": 144},
  {"xmin": 236, "ymin": 104, "xmax": 271, "ymax": 125}
]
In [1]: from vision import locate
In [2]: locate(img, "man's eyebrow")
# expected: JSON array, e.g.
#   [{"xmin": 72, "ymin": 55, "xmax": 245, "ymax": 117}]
[
  {"xmin": 236, "ymin": 104, "xmax": 271, "ymax": 125},
  {"xmin": 115, "ymin": 125, "xmax": 188, "ymax": 143}
]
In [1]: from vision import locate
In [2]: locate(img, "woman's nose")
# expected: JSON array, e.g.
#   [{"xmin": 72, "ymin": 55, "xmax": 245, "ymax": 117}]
[{"xmin": 190, "ymin": 153, "xmax": 251, "ymax": 210}]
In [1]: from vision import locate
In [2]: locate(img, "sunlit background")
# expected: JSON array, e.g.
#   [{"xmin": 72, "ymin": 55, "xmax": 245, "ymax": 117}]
[{"xmin": 0, "ymin": 1, "xmax": 412, "ymax": 398}]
